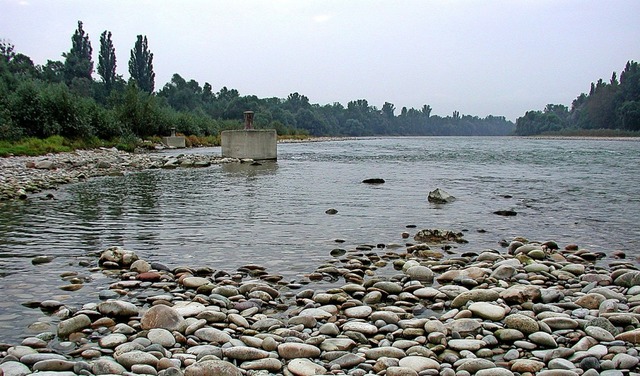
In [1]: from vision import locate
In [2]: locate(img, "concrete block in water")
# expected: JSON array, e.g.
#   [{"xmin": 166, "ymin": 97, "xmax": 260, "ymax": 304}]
[{"xmin": 221, "ymin": 129, "xmax": 277, "ymax": 160}]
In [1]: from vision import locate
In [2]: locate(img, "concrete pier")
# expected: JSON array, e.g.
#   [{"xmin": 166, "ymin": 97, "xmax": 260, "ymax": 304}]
[
  {"xmin": 221, "ymin": 129, "xmax": 277, "ymax": 160},
  {"xmin": 162, "ymin": 128, "xmax": 186, "ymax": 148},
  {"xmin": 220, "ymin": 111, "xmax": 277, "ymax": 160}
]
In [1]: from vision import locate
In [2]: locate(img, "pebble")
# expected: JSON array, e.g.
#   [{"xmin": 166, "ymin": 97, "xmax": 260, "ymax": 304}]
[
  {"xmin": 0, "ymin": 236, "xmax": 639, "ymax": 376},
  {"xmin": 0, "ymin": 149, "xmax": 240, "ymax": 200}
]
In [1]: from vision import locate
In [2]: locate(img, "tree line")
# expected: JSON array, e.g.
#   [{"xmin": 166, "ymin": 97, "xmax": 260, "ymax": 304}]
[
  {"xmin": 515, "ymin": 61, "xmax": 640, "ymax": 135},
  {"xmin": 1, "ymin": 21, "xmax": 515, "ymax": 146}
]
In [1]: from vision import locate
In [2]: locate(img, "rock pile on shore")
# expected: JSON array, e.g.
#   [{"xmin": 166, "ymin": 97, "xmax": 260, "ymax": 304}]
[
  {"xmin": 1, "ymin": 235, "xmax": 639, "ymax": 376},
  {"xmin": 0, "ymin": 148, "xmax": 239, "ymax": 201}
]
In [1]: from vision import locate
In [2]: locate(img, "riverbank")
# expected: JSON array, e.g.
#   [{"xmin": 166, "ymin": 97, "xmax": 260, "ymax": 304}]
[
  {"xmin": 1, "ymin": 232, "xmax": 639, "ymax": 376},
  {"xmin": 0, "ymin": 148, "xmax": 240, "ymax": 201}
]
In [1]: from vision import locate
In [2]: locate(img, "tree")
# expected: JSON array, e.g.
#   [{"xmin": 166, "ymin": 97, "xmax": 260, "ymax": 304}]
[
  {"xmin": 98, "ymin": 30, "xmax": 117, "ymax": 91},
  {"xmin": 38, "ymin": 60, "xmax": 65, "ymax": 84},
  {"xmin": 62, "ymin": 21, "xmax": 93, "ymax": 83},
  {"xmin": 0, "ymin": 39, "xmax": 16, "ymax": 63},
  {"xmin": 128, "ymin": 35, "xmax": 155, "ymax": 93},
  {"xmin": 382, "ymin": 102, "xmax": 395, "ymax": 119}
]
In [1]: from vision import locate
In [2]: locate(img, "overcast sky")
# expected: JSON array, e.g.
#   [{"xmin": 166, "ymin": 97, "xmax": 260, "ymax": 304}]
[{"xmin": 1, "ymin": 0, "xmax": 639, "ymax": 121}]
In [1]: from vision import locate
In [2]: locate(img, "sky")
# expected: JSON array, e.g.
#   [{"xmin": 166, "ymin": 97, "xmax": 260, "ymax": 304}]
[{"xmin": 1, "ymin": 0, "xmax": 639, "ymax": 121}]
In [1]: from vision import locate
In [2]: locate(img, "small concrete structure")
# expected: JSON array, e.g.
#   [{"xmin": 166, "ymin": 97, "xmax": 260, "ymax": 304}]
[
  {"xmin": 162, "ymin": 127, "xmax": 186, "ymax": 148},
  {"xmin": 221, "ymin": 129, "xmax": 277, "ymax": 160},
  {"xmin": 221, "ymin": 111, "xmax": 277, "ymax": 160}
]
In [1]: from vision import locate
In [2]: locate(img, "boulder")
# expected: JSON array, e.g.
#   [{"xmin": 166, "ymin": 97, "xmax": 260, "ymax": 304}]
[{"xmin": 427, "ymin": 188, "xmax": 456, "ymax": 203}]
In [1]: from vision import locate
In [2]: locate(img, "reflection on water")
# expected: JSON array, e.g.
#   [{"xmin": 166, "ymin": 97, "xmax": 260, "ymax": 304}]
[{"xmin": 0, "ymin": 137, "xmax": 639, "ymax": 342}]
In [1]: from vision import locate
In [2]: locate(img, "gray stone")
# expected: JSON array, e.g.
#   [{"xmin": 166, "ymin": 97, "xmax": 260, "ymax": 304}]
[
  {"xmin": 98, "ymin": 300, "xmax": 138, "ymax": 317},
  {"xmin": 57, "ymin": 314, "xmax": 91, "ymax": 338},
  {"xmin": 223, "ymin": 346, "xmax": 270, "ymax": 361},
  {"xmin": 448, "ymin": 339, "xmax": 485, "ymax": 351},
  {"xmin": 287, "ymin": 358, "xmax": 326, "ymax": 376},
  {"xmin": 428, "ymin": 188, "xmax": 456, "ymax": 203},
  {"xmin": 116, "ymin": 350, "xmax": 159, "ymax": 369},
  {"xmin": 504, "ymin": 313, "xmax": 539, "ymax": 334},
  {"xmin": 585, "ymin": 325, "xmax": 616, "ymax": 342},
  {"xmin": 476, "ymin": 368, "xmax": 515, "ymax": 376},
  {"xmin": 548, "ymin": 358, "xmax": 575, "ymax": 370},
  {"xmin": 184, "ymin": 360, "xmax": 241, "ymax": 376},
  {"xmin": 194, "ymin": 327, "xmax": 232, "ymax": 344},
  {"xmin": 148, "ymin": 328, "xmax": 176, "ymax": 347},
  {"xmin": 141, "ymin": 304, "xmax": 186, "ymax": 331},
  {"xmin": 398, "ymin": 355, "xmax": 440, "ymax": 371},
  {"xmin": 528, "ymin": 331, "xmax": 557, "ymax": 347},
  {"xmin": 277, "ymin": 343, "xmax": 321, "ymax": 359},
  {"xmin": 0, "ymin": 361, "xmax": 31, "ymax": 376},
  {"xmin": 468, "ymin": 302, "xmax": 506, "ymax": 321},
  {"xmin": 612, "ymin": 353, "xmax": 639, "ymax": 369}
]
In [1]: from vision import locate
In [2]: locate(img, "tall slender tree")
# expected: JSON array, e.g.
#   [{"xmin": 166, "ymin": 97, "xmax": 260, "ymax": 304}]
[
  {"xmin": 98, "ymin": 30, "xmax": 117, "ymax": 91},
  {"xmin": 62, "ymin": 21, "xmax": 93, "ymax": 83},
  {"xmin": 128, "ymin": 35, "xmax": 154, "ymax": 93}
]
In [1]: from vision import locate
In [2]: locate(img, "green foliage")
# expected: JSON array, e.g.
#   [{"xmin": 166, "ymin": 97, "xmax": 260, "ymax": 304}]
[
  {"xmin": 63, "ymin": 21, "xmax": 93, "ymax": 84},
  {"xmin": 0, "ymin": 135, "xmax": 72, "ymax": 156},
  {"xmin": 129, "ymin": 35, "xmax": 155, "ymax": 93},
  {"xmin": 0, "ymin": 20, "xmax": 518, "ymax": 156},
  {"xmin": 98, "ymin": 31, "xmax": 117, "ymax": 91},
  {"xmin": 516, "ymin": 60, "xmax": 640, "ymax": 135}
]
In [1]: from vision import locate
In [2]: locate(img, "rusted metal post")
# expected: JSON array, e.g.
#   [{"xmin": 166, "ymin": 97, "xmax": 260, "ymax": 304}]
[{"xmin": 244, "ymin": 111, "xmax": 254, "ymax": 129}]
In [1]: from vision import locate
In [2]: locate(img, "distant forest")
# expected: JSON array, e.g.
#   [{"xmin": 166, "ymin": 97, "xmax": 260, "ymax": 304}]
[
  {"xmin": 515, "ymin": 61, "xmax": 640, "ymax": 135},
  {"xmin": 0, "ymin": 21, "xmax": 515, "ymax": 145}
]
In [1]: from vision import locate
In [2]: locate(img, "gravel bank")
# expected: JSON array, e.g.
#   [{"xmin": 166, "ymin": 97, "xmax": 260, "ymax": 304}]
[
  {"xmin": 1, "ymin": 233, "xmax": 639, "ymax": 376},
  {"xmin": 0, "ymin": 148, "xmax": 240, "ymax": 201}
]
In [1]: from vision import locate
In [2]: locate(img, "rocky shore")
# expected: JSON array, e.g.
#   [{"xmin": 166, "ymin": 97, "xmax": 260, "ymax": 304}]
[
  {"xmin": 1, "ymin": 233, "xmax": 640, "ymax": 376},
  {"xmin": 0, "ymin": 148, "xmax": 240, "ymax": 201}
]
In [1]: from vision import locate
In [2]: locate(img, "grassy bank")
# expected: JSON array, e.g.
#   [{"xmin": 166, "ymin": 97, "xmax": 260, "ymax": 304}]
[{"xmin": 0, "ymin": 133, "xmax": 317, "ymax": 158}]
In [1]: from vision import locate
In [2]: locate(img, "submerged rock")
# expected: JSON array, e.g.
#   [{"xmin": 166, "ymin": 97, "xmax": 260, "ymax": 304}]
[{"xmin": 427, "ymin": 188, "xmax": 456, "ymax": 203}]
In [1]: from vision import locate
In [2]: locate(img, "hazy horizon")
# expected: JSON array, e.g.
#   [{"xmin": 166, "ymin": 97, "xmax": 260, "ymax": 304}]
[{"xmin": 1, "ymin": 0, "xmax": 639, "ymax": 121}]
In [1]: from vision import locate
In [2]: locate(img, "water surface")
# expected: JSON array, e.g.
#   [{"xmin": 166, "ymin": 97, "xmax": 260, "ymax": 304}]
[{"xmin": 1, "ymin": 137, "xmax": 639, "ymax": 342}]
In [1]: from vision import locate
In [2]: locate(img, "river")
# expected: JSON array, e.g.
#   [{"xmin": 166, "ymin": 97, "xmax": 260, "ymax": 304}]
[{"xmin": 0, "ymin": 136, "xmax": 639, "ymax": 343}]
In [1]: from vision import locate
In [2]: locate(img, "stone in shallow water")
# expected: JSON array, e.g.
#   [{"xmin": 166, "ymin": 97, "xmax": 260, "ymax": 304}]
[
  {"xmin": 57, "ymin": 314, "xmax": 91, "ymax": 338},
  {"xmin": 98, "ymin": 300, "xmax": 138, "ymax": 317}
]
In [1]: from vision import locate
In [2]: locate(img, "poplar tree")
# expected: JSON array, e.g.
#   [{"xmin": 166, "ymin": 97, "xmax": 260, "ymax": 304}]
[
  {"xmin": 98, "ymin": 30, "xmax": 117, "ymax": 91},
  {"xmin": 62, "ymin": 21, "xmax": 93, "ymax": 83},
  {"xmin": 128, "ymin": 35, "xmax": 155, "ymax": 93}
]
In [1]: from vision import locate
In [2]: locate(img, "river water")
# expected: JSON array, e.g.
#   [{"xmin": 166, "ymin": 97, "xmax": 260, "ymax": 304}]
[{"xmin": 0, "ymin": 136, "xmax": 639, "ymax": 343}]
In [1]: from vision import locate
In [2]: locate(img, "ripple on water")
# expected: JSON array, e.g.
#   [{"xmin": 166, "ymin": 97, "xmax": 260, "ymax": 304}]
[{"xmin": 0, "ymin": 137, "xmax": 639, "ymax": 343}]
